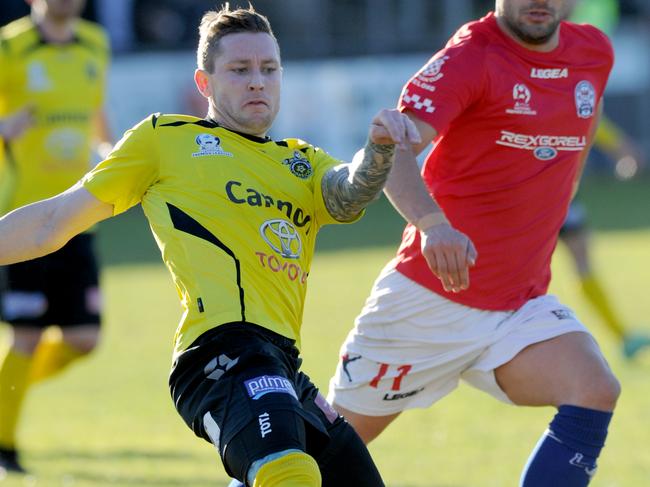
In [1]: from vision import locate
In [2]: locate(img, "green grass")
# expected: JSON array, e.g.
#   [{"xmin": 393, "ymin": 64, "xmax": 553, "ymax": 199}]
[{"xmin": 1, "ymin": 176, "xmax": 650, "ymax": 486}]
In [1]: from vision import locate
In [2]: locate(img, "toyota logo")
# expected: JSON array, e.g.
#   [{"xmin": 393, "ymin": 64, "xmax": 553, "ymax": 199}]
[{"xmin": 260, "ymin": 219, "xmax": 302, "ymax": 259}]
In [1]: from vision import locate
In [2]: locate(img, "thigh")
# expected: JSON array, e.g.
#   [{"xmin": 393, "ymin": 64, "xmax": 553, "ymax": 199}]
[
  {"xmin": 169, "ymin": 324, "xmax": 329, "ymax": 481},
  {"xmin": 495, "ymin": 331, "xmax": 619, "ymax": 409},
  {"xmin": 462, "ymin": 295, "xmax": 592, "ymax": 403}
]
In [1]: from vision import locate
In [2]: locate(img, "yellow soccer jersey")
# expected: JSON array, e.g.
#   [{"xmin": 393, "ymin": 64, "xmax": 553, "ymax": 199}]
[
  {"xmin": 82, "ymin": 114, "xmax": 358, "ymax": 357},
  {"xmin": 0, "ymin": 16, "xmax": 110, "ymax": 211}
]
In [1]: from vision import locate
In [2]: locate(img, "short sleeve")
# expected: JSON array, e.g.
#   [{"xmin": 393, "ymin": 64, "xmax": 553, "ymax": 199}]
[
  {"xmin": 81, "ymin": 115, "xmax": 159, "ymax": 215},
  {"xmin": 398, "ymin": 39, "xmax": 485, "ymax": 135}
]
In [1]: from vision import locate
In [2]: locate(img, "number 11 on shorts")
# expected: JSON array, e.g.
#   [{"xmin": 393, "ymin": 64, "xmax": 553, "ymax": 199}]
[{"xmin": 369, "ymin": 363, "xmax": 412, "ymax": 391}]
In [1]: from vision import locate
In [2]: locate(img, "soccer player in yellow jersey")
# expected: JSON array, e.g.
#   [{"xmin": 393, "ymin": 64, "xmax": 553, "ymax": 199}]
[
  {"xmin": 0, "ymin": 0, "xmax": 111, "ymax": 475},
  {"xmin": 0, "ymin": 4, "xmax": 419, "ymax": 486}
]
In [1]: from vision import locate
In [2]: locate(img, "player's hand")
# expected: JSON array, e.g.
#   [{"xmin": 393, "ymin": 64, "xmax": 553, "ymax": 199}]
[
  {"xmin": 420, "ymin": 223, "xmax": 477, "ymax": 293},
  {"xmin": 0, "ymin": 107, "xmax": 34, "ymax": 141},
  {"xmin": 368, "ymin": 109, "xmax": 421, "ymax": 150}
]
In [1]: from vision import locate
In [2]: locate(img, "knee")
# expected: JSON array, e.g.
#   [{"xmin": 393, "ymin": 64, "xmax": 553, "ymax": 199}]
[
  {"xmin": 575, "ymin": 370, "xmax": 621, "ymax": 411},
  {"xmin": 332, "ymin": 402, "xmax": 393, "ymax": 444},
  {"xmin": 249, "ymin": 450, "xmax": 320, "ymax": 487},
  {"xmin": 62, "ymin": 327, "xmax": 101, "ymax": 355},
  {"xmin": 11, "ymin": 329, "xmax": 42, "ymax": 355}
]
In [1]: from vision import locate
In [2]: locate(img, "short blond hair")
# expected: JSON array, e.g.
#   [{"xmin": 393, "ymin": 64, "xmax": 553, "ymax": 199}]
[{"xmin": 197, "ymin": 3, "xmax": 277, "ymax": 73}]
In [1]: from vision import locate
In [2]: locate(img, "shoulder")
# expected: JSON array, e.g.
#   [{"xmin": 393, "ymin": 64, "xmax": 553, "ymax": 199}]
[
  {"xmin": 278, "ymin": 138, "xmax": 322, "ymax": 159},
  {"xmin": 425, "ymin": 15, "xmax": 492, "ymax": 79},
  {"xmin": 446, "ymin": 15, "xmax": 495, "ymax": 55},
  {"xmin": 0, "ymin": 17, "xmax": 38, "ymax": 55},
  {"xmin": 280, "ymin": 138, "xmax": 313, "ymax": 151},
  {"xmin": 75, "ymin": 19, "xmax": 110, "ymax": 55},
  {"xmin": 149, "ymin": 113, "xmax": 205, "ymax": 130},
  {"xmin": 561, "ymin": 21, "xmax": 614, "ymax": 61}
]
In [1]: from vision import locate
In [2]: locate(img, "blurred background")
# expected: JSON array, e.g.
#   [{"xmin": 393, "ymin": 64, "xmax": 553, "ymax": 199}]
[
  {"xmin": 3, "ymin": 0, "xmax": 650, "ymax": 162},
  {"xmin": 1, "ymin": 2, "xmax": 649, "ymax": 486}
]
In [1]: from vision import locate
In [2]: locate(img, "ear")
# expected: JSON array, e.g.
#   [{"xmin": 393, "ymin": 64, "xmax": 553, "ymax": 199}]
[{"xmin": 194, "ymin": 69, "xmax": 211, "ymax": 99}]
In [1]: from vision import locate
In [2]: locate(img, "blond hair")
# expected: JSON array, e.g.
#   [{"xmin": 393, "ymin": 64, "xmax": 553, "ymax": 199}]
[{"xmin": 197, "ymin": 3, "xmax": 277, "ymax": 73}]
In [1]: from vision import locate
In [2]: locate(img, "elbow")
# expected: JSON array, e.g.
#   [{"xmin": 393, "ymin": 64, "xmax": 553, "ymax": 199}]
[{"xmin": 33, "ymin": 220, "xmax": 69, "ymax": 257}]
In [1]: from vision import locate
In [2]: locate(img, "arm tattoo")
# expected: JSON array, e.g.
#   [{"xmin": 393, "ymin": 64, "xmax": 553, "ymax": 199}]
[{"xmin": 321, "ymin": 141, "xmax": 395, "ymax": 221}]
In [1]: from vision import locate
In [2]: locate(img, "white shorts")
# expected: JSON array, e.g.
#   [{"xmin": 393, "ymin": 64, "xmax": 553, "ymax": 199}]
[{"xmin": 327, "ymin": 267, "xmax": 590, "ymax": 416}]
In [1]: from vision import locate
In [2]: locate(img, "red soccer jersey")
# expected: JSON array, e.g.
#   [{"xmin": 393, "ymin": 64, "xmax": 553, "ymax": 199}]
[{"xmin": 393, "ymin": 12, "xmax": 614, "ymax": 311}]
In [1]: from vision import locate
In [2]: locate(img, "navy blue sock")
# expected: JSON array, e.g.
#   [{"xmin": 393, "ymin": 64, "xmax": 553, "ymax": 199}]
[{"xmin": 520, "ymin": 405, "xmax": 613, "ymax": 487}]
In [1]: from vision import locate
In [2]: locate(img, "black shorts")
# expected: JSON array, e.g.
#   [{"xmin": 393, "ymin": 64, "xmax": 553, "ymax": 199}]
[
  {"xmin": 169, "ymin": 322, "xmax": 384, "ymax": 486},
  {"xmin": 0, "ymin": 233, "xmax": 101, "ymax": 328}
]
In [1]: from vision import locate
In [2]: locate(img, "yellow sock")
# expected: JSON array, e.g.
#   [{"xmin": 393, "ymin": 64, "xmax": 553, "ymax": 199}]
[
  {"xmin": 0, "ymin": 347, "xmax": 31, "ymax": 449},
  {"xmin": 581, "ymin": 274, "xmax": 626, "ymax": 338},
  {"xmin": 28, "ymin": 327, "xmax": 86, "ymax": 384},
  {"xmin": 253, "ymin": 452, "xmax": 321, "ymax": 487}
]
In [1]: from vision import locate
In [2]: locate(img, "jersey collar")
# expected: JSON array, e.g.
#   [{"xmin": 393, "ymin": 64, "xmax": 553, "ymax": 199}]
[{"xmin": 204, "ymin": 118, "xmax": 272, "ymax": 144}]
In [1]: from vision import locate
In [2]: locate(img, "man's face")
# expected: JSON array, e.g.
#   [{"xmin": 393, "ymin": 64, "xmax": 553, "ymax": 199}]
[
  {"xmin": 497, "ymin": 0, "xmax": 575, "ymax": 45},
  {"xmin": 200, "ymin": 32, "xmax": 281, "ymax": 136},
  {"xmin": 36, "ymin": 0, "xmax": 86, "ymax": 21}
]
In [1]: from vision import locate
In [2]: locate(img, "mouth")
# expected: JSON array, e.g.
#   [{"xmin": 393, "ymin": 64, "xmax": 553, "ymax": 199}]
[
  {"xmin": 523, "ymin": 9, "xmax": 554, "ymax": 23},
  {"xmin": 244, "ymin": 99, "xmax": 270, "ymax": 109}
]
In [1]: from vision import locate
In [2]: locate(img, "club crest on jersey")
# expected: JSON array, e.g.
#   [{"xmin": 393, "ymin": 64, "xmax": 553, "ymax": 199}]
[
  {"xmin": 192, "ymin": 133, "xmax": 233, "ymax": 157},
  {"xmin": 506, "ymin": 83, "xmax": 537, "ymax": 116},
  {"xmin": 283, "ymin": 151, "xmax": 313, "ymax": 179},
  {"xmin": 27, "ymin": 61, "xmax": 52, "ymax": 92},
  {"xmin": 260, "ymin": 219, "xmax": 302, "ymax": 259},
  {"xmin": 418, "ymin": 55, "xmax": 449, "ymax": 83},
  {"xmin": 575, "ymin": 81, "xmax": 596, "ymax": 119},
  {"xmin": 86, "ymin": 62, "xmax": 98, "ymax": 81}
]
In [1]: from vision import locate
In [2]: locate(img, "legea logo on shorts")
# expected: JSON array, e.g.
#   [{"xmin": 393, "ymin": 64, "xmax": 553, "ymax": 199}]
[{"xmin": 245, "ymin": 375, "xmax": 298, "ymax": 400}]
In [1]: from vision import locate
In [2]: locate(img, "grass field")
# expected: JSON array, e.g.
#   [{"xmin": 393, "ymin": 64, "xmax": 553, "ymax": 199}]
[{"xmin": 1, "ymin": 176, "xmax": 649, "ymax": 486}]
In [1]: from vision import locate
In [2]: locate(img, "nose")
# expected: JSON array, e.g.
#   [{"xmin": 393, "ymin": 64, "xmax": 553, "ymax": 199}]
[{"xmin": 248, "ymin": 68, "xmax": 264, "ymax": 91}]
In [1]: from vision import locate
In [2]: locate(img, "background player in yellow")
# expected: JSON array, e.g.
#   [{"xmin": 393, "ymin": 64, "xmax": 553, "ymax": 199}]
[
  {"xmin": 0, "ymin": 4, "xmax": 420, "ymax": 485},
  {"xmin": 0, "ymin": 0, "xmax": 111, "ymax": 474},
  {"xmin": 564, "ymin": 0, "xmax": 650, "ymax": 358}
]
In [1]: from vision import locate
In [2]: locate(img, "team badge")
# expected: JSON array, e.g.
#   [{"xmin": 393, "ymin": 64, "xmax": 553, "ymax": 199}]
[
  {"xmin": 260, "ymin": 219, "xmax": 302, "ymax": 259},
  {"xmin": 575, "ymin": 80, "xmax": 596, "ymax": 119},
  {"xmin": 506, "ymin": 83, "xmax": 536, "ymax": 116},
  {"xmin": 283, "ymin": 151, "xmax": 312, "ymax": 179},
  {"xmin": 27, "ymin": 61, "xmax": 51, "ymax": 92},
  {"xmin": 417, "ymin": 55, "xmax": 449, "ymax": 83},
  {"xmin": 192, "ymin": 133, "xmax": 233, "ymax": 157},
  {"xmin": 86, "ymin": 62, "xmax": 98, "ymax": 81}
]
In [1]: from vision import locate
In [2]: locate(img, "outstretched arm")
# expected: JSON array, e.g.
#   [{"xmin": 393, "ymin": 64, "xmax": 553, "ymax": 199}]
[
  {"xmin": 0, "ymin": 183, "xmax": 113, "ymax": 265},
  {"xmin": 321, "ymin": 109, "xmax": 420, "ymax": 222},
  {"xmin": 383, "ymin": 112, "xmax": 477, "ymax": 293}
]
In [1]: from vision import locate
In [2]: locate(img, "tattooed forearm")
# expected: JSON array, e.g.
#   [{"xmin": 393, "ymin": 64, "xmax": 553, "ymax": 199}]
[{"xmin": 321, "ymin": 141, "xmax": 396, "ymax": 221}]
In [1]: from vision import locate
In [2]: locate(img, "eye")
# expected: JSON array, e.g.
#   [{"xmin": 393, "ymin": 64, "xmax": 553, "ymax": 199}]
[
  {"xmin": 262, "ymin": 66, "xmax": 278, "ymax": 74},
  {"xmin": 231, "ymin": 67, "xmax": 247, "ymax": 74}
]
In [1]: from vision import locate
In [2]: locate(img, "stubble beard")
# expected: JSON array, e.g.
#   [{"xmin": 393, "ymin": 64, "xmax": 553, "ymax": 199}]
[{"xmin": 503, "ymin": 10, "xmax": 560, "ymax": 45}]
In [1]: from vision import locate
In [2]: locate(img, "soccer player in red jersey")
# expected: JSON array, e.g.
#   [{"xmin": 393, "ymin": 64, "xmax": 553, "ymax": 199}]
[{"xmin": 328, "ymin": 1, "xmax": 620, "ymax": 485}]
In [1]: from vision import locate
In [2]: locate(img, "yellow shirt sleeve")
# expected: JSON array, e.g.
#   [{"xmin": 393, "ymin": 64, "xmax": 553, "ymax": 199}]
[{"xmin": 81, "ymin": 115, "xmax": 159, "ymax": 215}]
